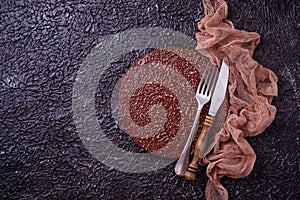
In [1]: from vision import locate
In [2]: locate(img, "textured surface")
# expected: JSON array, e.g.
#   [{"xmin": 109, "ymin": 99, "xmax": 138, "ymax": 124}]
[
  {"xmin": 0, "ymin": 0, "xmax": 299, "ymax": 199},
  {"xmin": 195, "ymin": 1, "xmax": 278, "ymax": 199}
]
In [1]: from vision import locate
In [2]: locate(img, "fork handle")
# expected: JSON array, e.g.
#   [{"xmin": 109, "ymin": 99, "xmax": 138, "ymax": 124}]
[
  {"xmin": 175, "ymin": 106, "xmax": 202, "ymax": 176},
  {"xmin": 185, "ymin": 115, "xmax": 214, "ymax": 181}
]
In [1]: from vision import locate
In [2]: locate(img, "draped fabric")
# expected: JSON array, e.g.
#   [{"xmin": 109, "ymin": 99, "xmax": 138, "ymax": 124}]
[{"xmin": 196, "ymin": 0, "xmax": 278, "ymax": 199}]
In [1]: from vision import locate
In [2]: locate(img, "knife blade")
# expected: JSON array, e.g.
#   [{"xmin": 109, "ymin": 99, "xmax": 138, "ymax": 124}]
[
  {"xmin": 185, "ymin": 57, "xmax": 229, "ymax": 181},
  {"xmin": 208, "ymin": 57, "xmax": 229, "ymax": 117},
  {"xmin": 197, "ymin": 56, "xmax": 229, "ymax": 159}
]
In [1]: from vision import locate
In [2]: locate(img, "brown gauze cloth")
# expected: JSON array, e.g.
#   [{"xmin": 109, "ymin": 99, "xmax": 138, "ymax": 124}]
[{"xmin": 195, "ymin": 0, "xmax": 278, "ymax": 199}]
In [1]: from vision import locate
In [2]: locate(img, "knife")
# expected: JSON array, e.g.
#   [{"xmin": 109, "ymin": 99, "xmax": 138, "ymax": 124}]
[{"xmin": 184, "ymin": 57, "xmax": 229, "ymax": 181}]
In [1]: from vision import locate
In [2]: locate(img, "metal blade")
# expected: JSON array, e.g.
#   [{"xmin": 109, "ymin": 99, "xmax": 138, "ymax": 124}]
[
  {"xmin": 208, "ymin": 58, "xmax": 229, "ymax": 116},
  {"xmin": 197, "ymin": 58, "xmax": 229, "ymax": 159}
]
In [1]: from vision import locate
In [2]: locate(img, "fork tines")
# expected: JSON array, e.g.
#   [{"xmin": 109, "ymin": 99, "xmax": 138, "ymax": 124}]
[{"xmin": 198, "ymin": 66, "xmax": 219, "ymax": 97}]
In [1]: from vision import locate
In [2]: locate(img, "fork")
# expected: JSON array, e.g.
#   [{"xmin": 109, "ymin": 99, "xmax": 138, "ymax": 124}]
[{"xmin": 174, "ymin": 66, "xmax": 219, "ymax": 176}]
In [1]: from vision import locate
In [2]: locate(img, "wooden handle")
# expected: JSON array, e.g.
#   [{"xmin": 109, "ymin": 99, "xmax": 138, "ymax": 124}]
[{"xmin": 185, "ymin": 115, "xmax": 214, "ymax": 181}]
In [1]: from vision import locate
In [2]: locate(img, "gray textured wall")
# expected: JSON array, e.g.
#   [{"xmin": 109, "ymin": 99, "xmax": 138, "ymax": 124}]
[{"xmin": 0, "ymin": 0, "xmax": 299, "ymax": 199}]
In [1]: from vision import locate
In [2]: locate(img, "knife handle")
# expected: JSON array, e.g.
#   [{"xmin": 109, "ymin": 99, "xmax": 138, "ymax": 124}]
[{"xmin": 185, "ymin": 115, "xmax": 214, "ymax": 181}]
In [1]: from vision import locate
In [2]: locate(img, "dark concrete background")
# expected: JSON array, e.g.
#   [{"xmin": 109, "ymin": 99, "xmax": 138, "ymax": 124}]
[{"xmin": 0, "ymin": 0, "xmax": 299, "ymax": 199}]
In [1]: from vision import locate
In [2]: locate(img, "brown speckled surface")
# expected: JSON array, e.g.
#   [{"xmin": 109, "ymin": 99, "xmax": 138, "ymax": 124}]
[{"xmin": 0, "ymin": 0, "xmax": 299, "ymax": 199}]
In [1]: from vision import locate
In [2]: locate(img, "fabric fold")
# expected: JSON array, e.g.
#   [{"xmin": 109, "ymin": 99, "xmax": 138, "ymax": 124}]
[{"xmin": 196, "ymin": 0, "xmax": 278, "ymax": 199}]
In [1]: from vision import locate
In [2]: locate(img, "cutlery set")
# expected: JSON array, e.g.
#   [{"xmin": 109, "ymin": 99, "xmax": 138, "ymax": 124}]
[{"xmin": 175, "ymin": 57, "xmax": 229, "ymax": 181}]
